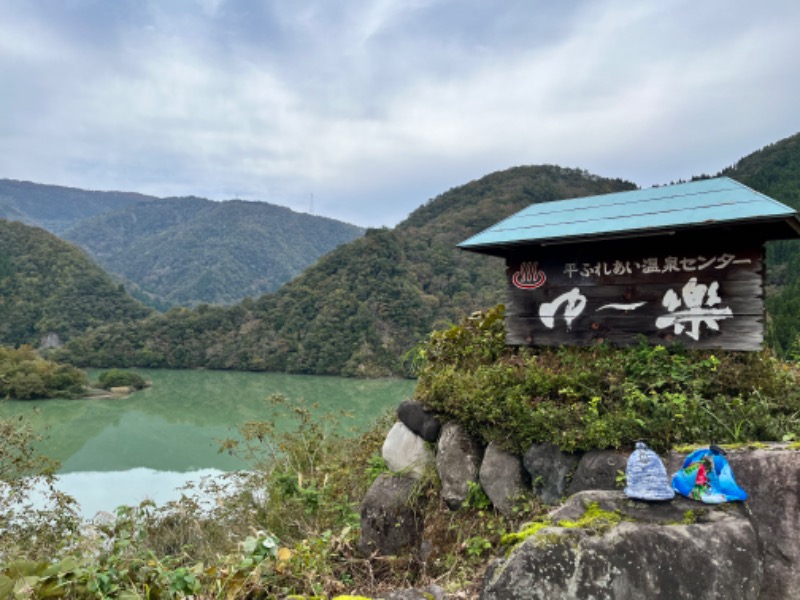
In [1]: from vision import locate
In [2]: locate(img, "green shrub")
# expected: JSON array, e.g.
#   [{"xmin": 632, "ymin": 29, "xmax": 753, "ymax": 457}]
[
  {"xmin": 97, "ymin": 369, "xmax": 148, "ymax": 390},
  {"xmin": 413, "ymin": 305, "xmax": 800, "ymax": 453},
  {"xmin": 0, "ymin": 345, "xmax": 87, "ymax": 399}
]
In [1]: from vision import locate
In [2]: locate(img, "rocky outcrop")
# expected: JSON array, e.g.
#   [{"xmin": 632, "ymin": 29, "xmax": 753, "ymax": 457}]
[
  {"xmin": 364, "ymin": 403, "xmax": 800, "ymax": 599},
  {"xmin": 482, "ymin": 490, "xmax": 762, "ymax": 600},
  {"xmin": 436, "ymin": 422, "xmax": 484, "ymax": 509},
  {"xmin": 666, "ymin": 446, "xmax": 800, "ymax": 600}
]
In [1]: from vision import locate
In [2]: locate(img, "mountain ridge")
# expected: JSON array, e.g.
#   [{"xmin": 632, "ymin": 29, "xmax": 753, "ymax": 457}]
[
  {"xmin": 0, "ymin": 219, "xmax": 152, "ymax": 347},
  {"xmin": 0, "ymin": 180, "xmax": 364, "ymax": 307}
]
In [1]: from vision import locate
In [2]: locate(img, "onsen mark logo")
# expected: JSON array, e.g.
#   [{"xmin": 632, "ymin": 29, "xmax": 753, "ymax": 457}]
[{"xmin": 513, "ymin": 261, "xmax": 547, "ymax": 290}]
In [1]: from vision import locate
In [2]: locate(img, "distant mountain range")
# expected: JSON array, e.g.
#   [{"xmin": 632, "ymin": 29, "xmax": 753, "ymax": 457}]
[{"xmin": 0, "ymin": 180, "xmax": 363, "ymax": 307}]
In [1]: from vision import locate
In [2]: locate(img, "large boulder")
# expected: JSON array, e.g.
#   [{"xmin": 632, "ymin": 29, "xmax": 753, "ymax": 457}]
[
  {"xmin": 481, "ymin": 490, "xmax": 762, "ymax": 600},
  {"xmin": 668, "ymin": 445, "xmax": 800, "ymax": 600},
  {"xmin": 479, "ymin": 442, "xmax": 529, "ymax": 516},
  {"xmin": 382, "ymin": 421, "xmax": 434, "ymax": 479},
  {"xmin": 397, "ymin": 400, "xmax": 441, "ymax": 442},
  {"xmin": 359, "ymin": 474, "xmax": 425, "ymax": 556},
  {"xmin": 566, "ymin": 449, "xmax": 628, "ymax": 496},
  {"xmin": 436, "ymin": 422, "xmax": 484, "ymax": 509},
  {"xmin": 523, "ymin": 443, "xmax": 580, "ymax": 505}
]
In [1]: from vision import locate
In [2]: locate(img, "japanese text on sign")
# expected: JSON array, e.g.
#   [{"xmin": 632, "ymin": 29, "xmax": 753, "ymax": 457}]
[{"xmin": 563, "ymin": 254, "xmax": 751, "ymax": 279}]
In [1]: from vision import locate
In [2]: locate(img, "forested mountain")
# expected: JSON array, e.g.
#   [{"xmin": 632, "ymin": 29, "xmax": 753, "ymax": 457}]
[
  {"xmin": 718, "ymin": 131, "xmax": 800, "ymax": 354},
  {"xmin": 61, "ymin": 197, "xmax": 364, "ymax": 306},
  {"xmin": 58, "ymin": 166, "xmax": 636, "ymax": 375},
  {"xmin": 0, "ymin": 179, "xmax": 363, "ymax": 307},
  {"xmin": 0, "ymin": 179, "xmax": 152, "ymax": 234},
  {"xmin": 0, "ymin": 220, "xmax": 152, "ymax": 347}
]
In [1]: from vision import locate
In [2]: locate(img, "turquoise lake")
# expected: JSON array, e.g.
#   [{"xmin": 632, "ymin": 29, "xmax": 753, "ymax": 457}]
[{"xmin": 0, "ymin": 369, "xmax": 416, "ymax": 517}]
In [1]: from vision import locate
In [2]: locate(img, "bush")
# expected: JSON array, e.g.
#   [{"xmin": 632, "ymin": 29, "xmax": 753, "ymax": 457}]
[
  {"xmin": 0, "ymin": 345, "xmax": 87, "ymax": 399},
  {"xmin": 97, "ymin": 369, "xmax": 148, "ymax": 390},
  {"xmin": 413, "ymin": 305, "xmax": 800, "ymax": 453}
]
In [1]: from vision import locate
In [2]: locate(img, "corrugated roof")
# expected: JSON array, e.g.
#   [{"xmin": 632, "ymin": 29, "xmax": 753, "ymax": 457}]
[{"xmin": 458, "ymin": 177, "xmax": 800, "ymax": 252}]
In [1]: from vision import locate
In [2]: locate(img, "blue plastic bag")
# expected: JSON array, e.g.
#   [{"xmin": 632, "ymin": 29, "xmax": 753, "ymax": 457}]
[{"xmin": 671, "ymin": 446, "xmax": 748, "ymax": 504}]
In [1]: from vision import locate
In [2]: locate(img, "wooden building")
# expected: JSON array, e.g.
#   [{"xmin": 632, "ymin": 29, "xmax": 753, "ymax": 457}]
[{"xmin": 458, "ymin": 177, "xmax": 800, "ymax": 351}]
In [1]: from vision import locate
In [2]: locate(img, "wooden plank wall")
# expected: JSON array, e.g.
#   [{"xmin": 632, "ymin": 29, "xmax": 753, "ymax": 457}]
[{"xmin": 505, "ymin": 239, "xmax": 764, "ymax": 351}]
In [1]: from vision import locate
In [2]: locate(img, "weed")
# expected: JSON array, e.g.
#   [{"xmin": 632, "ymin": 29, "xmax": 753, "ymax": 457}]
[{"xmin": 461, "ymin": 480, "xmax": 492, "ymax": 511}]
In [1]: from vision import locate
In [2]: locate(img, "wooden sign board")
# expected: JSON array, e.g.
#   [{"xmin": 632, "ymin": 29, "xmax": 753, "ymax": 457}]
[{"xmin": 505, "ymin": 239, "xmax": 764, "ymax": 351}]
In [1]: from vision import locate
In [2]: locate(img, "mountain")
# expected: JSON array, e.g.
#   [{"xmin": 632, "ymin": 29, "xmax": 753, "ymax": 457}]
[
  {"xmin": 61, "ymin": 197, "xmax": 364, "ymax": 306},
  {"xmin": 58, "ymin": 166, "xmax": 636, "ymax": 375},
  {"xmin": 0, "ymin": 219, "xmax": 152, "ymax": 348},
  {"xmin": 0, "ymin": 179, "xmax": 364, "ymax": 307},
  {"xmin": 0, "ymin": 179, "xmax": 152, "ymax": 234}
]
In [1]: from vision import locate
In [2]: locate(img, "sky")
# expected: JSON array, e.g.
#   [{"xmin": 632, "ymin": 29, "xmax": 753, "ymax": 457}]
[{"xmin": 1, "ymin": 0, "xmax": 799, "ymax": 228}]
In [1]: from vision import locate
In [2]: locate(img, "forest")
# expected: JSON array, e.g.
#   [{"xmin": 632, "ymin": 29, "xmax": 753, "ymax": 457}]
[{"xmin": 0, "ymin": 180, "xmax": 363, "ymax": 307}]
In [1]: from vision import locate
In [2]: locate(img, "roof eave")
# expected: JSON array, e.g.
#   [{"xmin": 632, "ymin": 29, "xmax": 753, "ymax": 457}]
[{"xmin": 458, "ymin": 214, "xmax": 800, "ymax": 257}]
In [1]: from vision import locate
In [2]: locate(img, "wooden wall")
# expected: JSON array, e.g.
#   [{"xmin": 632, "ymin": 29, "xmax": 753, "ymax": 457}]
[{"xmin": 505, "ymin": 237, "xmax": 764, "ymax": 351}]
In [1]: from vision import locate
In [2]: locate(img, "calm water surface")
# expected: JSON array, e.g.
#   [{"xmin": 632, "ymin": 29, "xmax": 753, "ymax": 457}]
[{"xmin": 0, "ymin": 369, "xmax": 415, "ymax": 516}]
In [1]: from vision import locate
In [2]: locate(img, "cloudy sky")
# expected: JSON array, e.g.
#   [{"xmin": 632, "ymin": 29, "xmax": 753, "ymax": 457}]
[{"xmin": 1, "ymin": 0, "xmax": 798, "ymax": 227}]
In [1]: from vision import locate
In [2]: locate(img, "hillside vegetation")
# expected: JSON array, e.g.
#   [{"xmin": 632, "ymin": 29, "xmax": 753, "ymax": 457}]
[
  {"xmin": 0, "ymin": 345, "xmax": 87, "ymax": 399},
  {"xmin": 58, "ymin": 166, "xmax": 636, "ymax": 375},
  {"xmin": 0, "ymin": 220, "xmax": 152, "ymax": 347},
  {"xmin": 0, "ymin": 179, "xmax": 151, "ymax": 234},
  {"xmin": 62, "ymin": 197, "xmax": 364, "ymax": 306},
  {"xmin": 0, "ymin": 179, "xmax": 363, "ymax": 308}
]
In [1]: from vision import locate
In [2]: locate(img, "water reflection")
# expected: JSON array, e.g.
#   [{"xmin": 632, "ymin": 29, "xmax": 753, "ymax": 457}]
[
  {"xmin": 51, "ymin": 468, "xmax": 228, "ymax": 519},
  {"xmin": 1, "ymin": 370, "xmax": 415, "ymax": 516},
  {"xmin": 0, "ymin": 369, "xmax": 414, "ymax": 473}
]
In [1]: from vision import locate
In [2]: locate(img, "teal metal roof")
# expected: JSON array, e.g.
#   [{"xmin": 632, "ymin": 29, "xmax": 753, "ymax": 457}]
[{"xmin": 458, "ymin": 177, "xmax": 800, "ymax": 253}]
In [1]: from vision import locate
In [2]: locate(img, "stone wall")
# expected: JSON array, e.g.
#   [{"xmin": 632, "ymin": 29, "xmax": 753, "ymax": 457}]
[{"xmin": 361, "ymin": 400, "xmax": 800, "ymax": 599}]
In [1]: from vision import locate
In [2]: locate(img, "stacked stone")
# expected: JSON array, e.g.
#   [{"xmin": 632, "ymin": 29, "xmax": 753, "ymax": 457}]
[{"xmin": 360, "ymin": 401, "xmax": 800, "ymax": 599}]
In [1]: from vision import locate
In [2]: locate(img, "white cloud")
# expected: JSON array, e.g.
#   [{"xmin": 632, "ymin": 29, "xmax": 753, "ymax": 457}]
[{"xmin": 0, "ymin": 0, "xmax": 798, "ymax": 226}]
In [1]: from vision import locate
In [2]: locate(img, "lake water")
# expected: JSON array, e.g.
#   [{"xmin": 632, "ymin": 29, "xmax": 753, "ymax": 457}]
[{"xmin": 0, "ymin": 369, "xmax": 415, "ymax": 517}]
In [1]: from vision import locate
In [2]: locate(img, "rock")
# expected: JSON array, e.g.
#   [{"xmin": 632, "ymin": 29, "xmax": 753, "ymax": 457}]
[
  {"xmin": 109, "ymin": 386, "xmax": 134, "ymax": 395},
  {"xmin": 523, "ymin": 443, "xmax": 580, "ymax": 505},
  {"xmin": 566, "ymin": 449, "xmax": 628, "ymax": 496},
  {"xmin": 436, "ymin": 422, "xmax": 484, "ymax": 509},
  {"xmin": 39, "ymin": 332, "xmax": 63, "ymax": 349},
  {"xmin": 358, "ymin": 474, "xmax": 425, "ymax": 556},
  {"xmin": 479, "ymin": 442, "xmax": 528, "ymax": 516},
  {"xmin": 481, "ymin": 490, "xmax": 762, "ymax": 600},
  {"xmin": 398, "ymin": 399, "xmax": 442, "ymax": 442},
  {"xmin": 384, "ymin": 584, "xmax": 446, "ymax": 600},
  {"xmin": 668, "ymin": 445, "xmax": 800, "ymax": 600},
  {"xmin": 547, "ymin": 490, "xmax": 718, "ymax": 525},
  {"xmin": 382, "ymin": 421, "xmax": 434, "ymax": 479}
]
